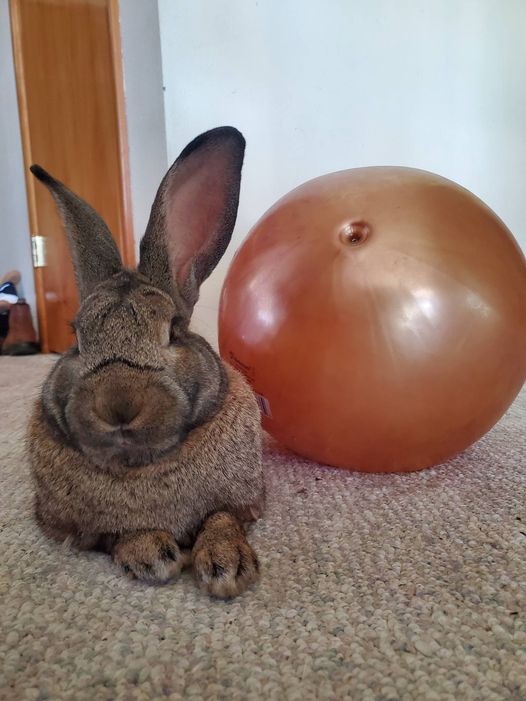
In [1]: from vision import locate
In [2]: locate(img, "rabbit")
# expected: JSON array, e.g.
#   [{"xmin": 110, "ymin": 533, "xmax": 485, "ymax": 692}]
[{"xmin": 26, "ymin": 127, "xmax": 264, "ymax": 598}]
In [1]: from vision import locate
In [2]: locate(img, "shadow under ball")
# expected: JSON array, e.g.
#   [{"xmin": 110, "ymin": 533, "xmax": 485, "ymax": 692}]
[{"xmin": 219, "ymin": 167, "xmax": 526, "ymax": 472}]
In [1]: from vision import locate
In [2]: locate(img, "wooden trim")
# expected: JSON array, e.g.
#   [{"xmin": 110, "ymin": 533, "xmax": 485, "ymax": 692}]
[
  {"xmin": 9, "ymin": 0, "xmax": 49, "ymax": 352},
  {"xmin": 109, "ymin": 0, "xmax": 136, "ymax": 268}
]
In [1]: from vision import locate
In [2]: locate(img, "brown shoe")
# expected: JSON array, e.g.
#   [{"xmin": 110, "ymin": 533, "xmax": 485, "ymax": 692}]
[
  {"xmin": 0, "ymin": 311, "xmax": 8, "ymax": 353},
  {"xmin": 2, "ymin": 300, "xmax": 40, "ymax": 355}
]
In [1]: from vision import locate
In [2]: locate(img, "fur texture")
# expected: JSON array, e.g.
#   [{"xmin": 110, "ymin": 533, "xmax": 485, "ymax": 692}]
[{"xmin": 27, "ymin": 127, "xmax": 264, "ymax": 597}]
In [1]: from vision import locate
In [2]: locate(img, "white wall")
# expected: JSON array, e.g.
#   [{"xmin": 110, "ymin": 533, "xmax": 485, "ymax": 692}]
[
  {"xmin": 119, "ymin": 0, "xmax": 167, "ymax": 254},
  {"xmin": 0, "ymin": 0, "xmax": 36, "ymax": 316},
  {"xmin": 158, "ymin": 0, "xmax": 526, "ymax": 345}
]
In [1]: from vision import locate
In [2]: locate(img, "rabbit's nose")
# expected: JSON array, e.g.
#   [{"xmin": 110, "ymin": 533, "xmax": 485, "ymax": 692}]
[{"xmin": 95, "ymin": 397, "xmax": 141, "ymax": 428}]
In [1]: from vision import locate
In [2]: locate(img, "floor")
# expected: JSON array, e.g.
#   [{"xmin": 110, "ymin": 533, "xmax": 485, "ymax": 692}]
[{"xmin": 1, "ymin": 355, "xmax": 525, "ymax": 700}]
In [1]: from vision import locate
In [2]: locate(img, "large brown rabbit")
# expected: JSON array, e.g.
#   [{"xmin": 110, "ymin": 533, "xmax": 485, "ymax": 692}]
[{"xmin": 27, "ymin": 127, "xmax": 264, "ymax": 598}]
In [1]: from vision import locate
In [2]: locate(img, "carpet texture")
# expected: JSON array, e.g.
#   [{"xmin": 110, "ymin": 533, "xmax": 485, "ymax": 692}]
[{"xmin": 0, "ymin": 355, "xmax": 525, "ymax": 701}]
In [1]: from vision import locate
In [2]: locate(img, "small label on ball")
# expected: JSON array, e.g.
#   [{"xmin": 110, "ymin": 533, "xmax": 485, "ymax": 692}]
[{"xmin": 255, "ymin": 393, "xmax": 272, "ymax": 418}]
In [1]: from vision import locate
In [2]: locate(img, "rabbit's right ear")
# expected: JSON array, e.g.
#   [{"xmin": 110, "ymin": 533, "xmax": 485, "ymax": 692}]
[
  {"xmin": 30, "ymin": 166, "xmax": 123, "ymax": 300},
  {"xmin": 138, "ymin": 127, "xmax": 245, "ymax": 313}
]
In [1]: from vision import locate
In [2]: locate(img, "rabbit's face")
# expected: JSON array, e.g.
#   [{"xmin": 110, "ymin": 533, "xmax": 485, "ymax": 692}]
[
  {"xmin": 73, "ymin": 271, "xmax": 179, "ymax": 368},
  {"xmin": 44, "ymin": 270, "xmax": 224, "ymax": 472},
  {"xmin": 64, "ymin": 271, "xmax": 189, "ymax": 469}
]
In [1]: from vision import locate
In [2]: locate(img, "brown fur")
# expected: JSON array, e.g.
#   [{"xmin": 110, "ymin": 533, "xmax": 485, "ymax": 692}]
[
  {"xmin": 28, "ymin": 363, "xmax": 264, "ymax": 596},
  {"xmin": 27, "ymin": 127, "xmax": 265, "ymax": 598}
]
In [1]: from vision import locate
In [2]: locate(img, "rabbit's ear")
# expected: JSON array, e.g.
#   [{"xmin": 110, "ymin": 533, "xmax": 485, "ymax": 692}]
[
  {"xmin": 138, "ymin": 127, "xmax": 245, "ymax": 310},
  {"xmin": 30, "ymin": 166, "xmax": 123, "ymax": 300}
]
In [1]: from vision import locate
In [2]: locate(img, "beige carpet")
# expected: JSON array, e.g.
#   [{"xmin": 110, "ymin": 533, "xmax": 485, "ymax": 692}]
[{"xmin": 1, "ymin": 355, "xmax": 525, "ymax": 701}]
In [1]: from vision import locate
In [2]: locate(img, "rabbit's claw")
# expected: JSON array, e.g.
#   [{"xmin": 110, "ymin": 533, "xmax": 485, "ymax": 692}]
[
  {"xmin": 192, "ymin": 513, "xmax": 260, "ymax": 598},
  {"xmin": 113, "ymin": 530, "xmax": 188, "ymax": 583}
]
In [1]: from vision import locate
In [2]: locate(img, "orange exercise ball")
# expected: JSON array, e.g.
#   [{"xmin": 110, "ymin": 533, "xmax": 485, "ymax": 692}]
[{"xmin": 219, "ymin": 167, "xmax": 526, "ymax": 472}]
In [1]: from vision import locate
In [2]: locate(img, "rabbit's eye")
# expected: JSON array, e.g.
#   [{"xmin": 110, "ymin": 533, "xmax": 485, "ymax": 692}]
[
  {"xmin": 170, "ymin": 316, "xmax": 184, "ymax": 345},
  {"xmin": 69, "ymin": 321, "xmax": 81, "ymax": 353}
]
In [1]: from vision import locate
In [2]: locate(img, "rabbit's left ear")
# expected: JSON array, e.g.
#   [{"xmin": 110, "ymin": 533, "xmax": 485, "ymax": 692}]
[{"xmin": 138, "ymin": 127, "xmax": 245, "ymax": 312}]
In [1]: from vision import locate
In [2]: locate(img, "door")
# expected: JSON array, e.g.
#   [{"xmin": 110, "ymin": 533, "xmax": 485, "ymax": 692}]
[{"xmin": 10, "ymin": 0, "xmax": 134, "ymax": 353}]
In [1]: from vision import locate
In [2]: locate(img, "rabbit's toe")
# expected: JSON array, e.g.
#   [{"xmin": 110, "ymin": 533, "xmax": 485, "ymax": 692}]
[
  {"xmin": 113, "ymin": 530, "xmax": 188, "ymax": 584},
  {"xmin": 193, "ymin": 537, "xmax": 260, "ymax": 598}
]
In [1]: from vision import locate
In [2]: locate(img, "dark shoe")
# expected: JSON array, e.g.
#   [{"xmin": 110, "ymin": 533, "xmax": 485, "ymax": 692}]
[
  {"xmin": 0, "ymin": 281, "xmax": 18, "ymax": 305},
  {"xmin": 2, "ymin": 300, "xmax": 40, "ymax": 355}
]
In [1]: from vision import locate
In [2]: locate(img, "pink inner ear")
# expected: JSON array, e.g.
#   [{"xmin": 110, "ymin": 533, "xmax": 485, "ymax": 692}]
[{"xmin": 164, "ymin": 147, "xmax": 233, "ymax": 288}]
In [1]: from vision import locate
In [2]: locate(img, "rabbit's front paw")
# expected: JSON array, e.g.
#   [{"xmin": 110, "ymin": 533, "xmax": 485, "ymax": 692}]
[
  {"xmin": 192, "ymin": 513, "xmax": 260, "ymax": 598},
  {"xmin": 113, "ymin": 530, "xmax": 188, "ymax": 584}
]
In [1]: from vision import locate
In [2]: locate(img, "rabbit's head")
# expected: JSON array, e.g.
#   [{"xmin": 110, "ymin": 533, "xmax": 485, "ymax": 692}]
[{"xmin": 31, "ymin": 127, "xmax": 245, "ymax": 472}]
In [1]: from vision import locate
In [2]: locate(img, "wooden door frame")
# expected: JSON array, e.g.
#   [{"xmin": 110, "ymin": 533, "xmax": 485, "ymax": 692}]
[{"xmin": 9, "ymin": 0, "xmax": 135, "ymax": 353}]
